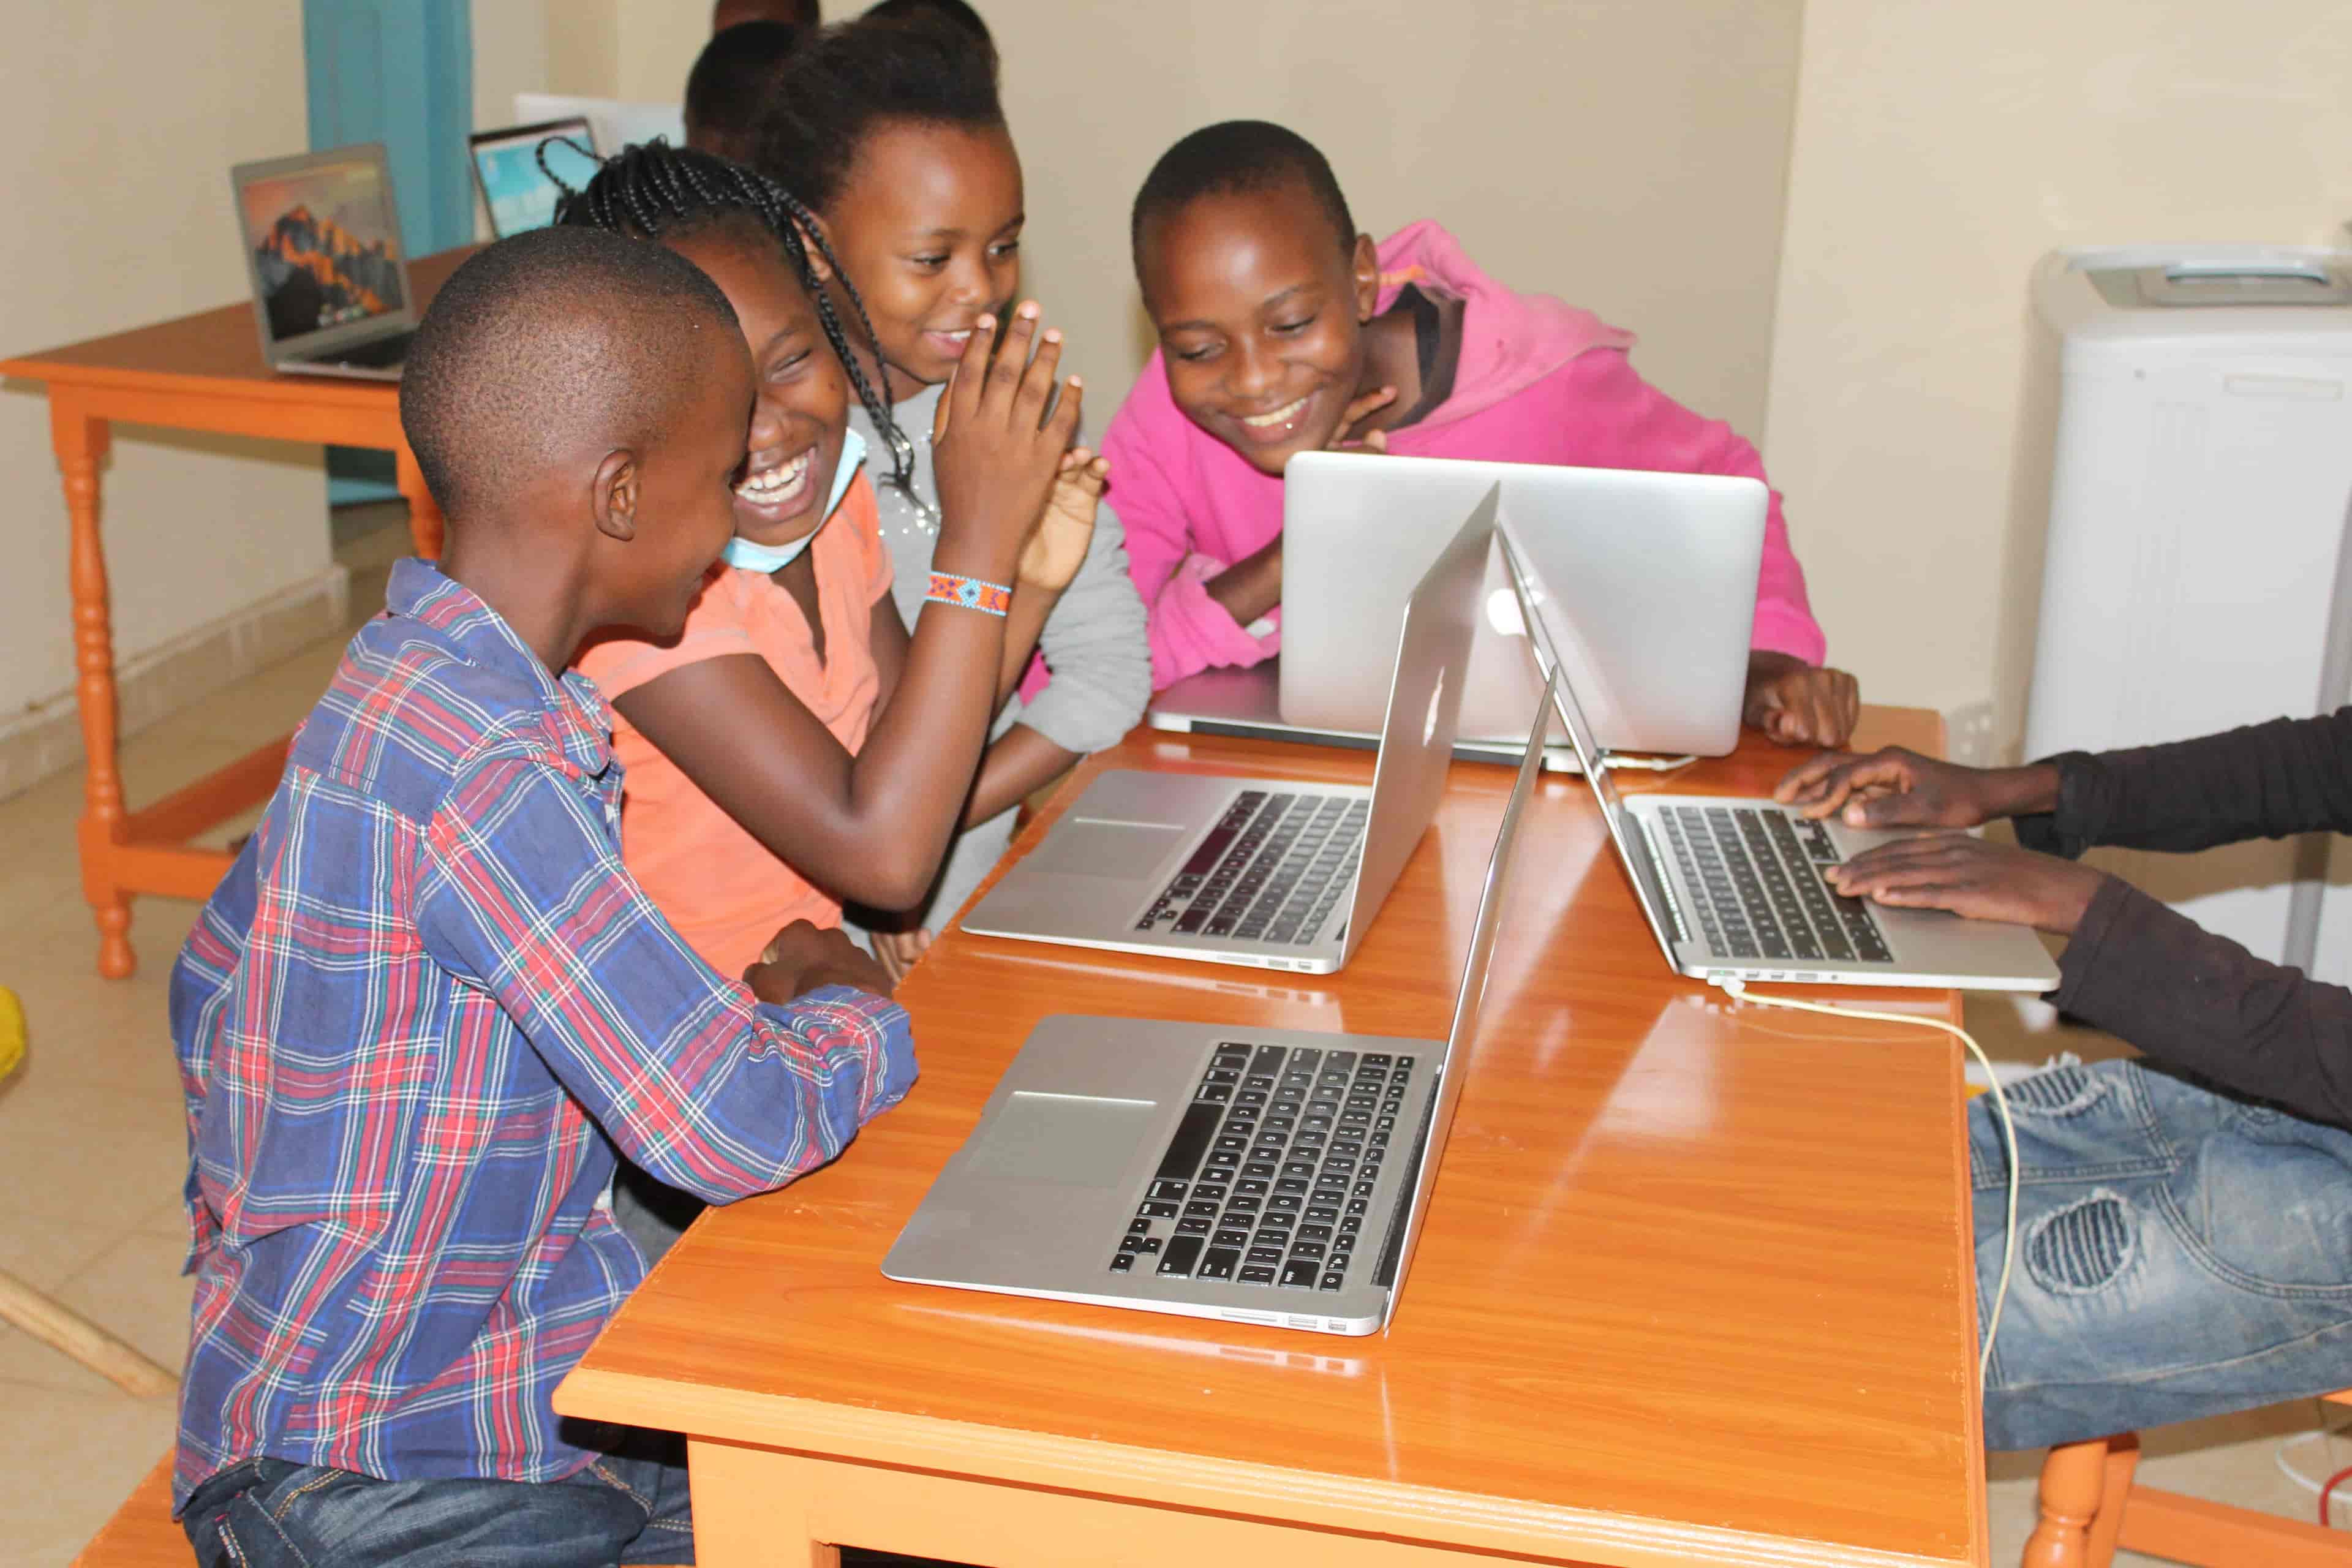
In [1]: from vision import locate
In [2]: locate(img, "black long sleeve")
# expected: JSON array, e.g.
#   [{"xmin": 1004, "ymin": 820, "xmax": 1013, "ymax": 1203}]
[
  {"xmin": 2015, "ymin": 708, "xmax": 2352, "ymax": 859},
  {"xmin": 2013, "ymin": 708, "xmax": 2352, "ymax": 1129}
]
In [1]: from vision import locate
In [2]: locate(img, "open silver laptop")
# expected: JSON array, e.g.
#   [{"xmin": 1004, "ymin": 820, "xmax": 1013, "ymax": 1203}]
[
  {"xmin": 884, "ymin": 666, "xmax": 1552, "ymax": 1335},
  {"xmin": 1278, "ymin": 451, "xmax": 1768, "ymax": 756},
  {"xmin": 469, "ymin": 117, "xmax": 600, "ymax": 238},
  {"xmin": 1149, "ymin": 659, "xmax": 1581, "ymax": 773},
  {"xmin": 1496, "ymin": 527, "xmax": 2060, "ymax": 992},
  {"xmin": 230, "ymin": 144, "xmax": 417, "ymax": 381},
  {"xmin": 961, "ymin": 488, "xmax": 1495, "ymax": 975}
]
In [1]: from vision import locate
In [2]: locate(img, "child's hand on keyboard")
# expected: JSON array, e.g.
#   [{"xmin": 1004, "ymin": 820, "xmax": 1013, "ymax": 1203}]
[
  {"xmin": 1775, "ymin": 746, "xmax": 2061, "ymax": 831},
  {"xmin": 1827, "ymin": 835, "xmax": 2105, "ymax": 935}
]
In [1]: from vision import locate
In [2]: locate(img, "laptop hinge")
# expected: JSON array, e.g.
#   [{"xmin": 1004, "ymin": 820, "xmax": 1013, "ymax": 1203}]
[
  {"xmin": 1371, "ymin": 1085, "xmax": 1443, "ymax": 1289},
  {"xmin": 1633, "ymin": 816, "xmax": 1693, "ymax": 944}
]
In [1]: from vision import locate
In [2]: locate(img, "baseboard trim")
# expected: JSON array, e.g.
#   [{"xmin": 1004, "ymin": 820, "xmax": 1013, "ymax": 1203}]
[{"xmin": 0, "ymin": 564, "xmax": 350, "ymax": 803}]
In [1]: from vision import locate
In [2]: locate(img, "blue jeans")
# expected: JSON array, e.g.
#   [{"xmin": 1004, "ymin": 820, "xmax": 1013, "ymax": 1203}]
[
  {"xmin": 1973, "ymin": 1058, "xmax": 2352, "ymax": 1449},
  {"xmin": 179, "ymin": 1439, "xmax": 694, "ymax": 1567}
]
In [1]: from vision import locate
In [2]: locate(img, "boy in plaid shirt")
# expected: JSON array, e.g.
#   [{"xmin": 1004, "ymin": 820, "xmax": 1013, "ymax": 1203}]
[{"xmin": 172, "ymin": 227, "xmax": 915, "ymax": 1567}]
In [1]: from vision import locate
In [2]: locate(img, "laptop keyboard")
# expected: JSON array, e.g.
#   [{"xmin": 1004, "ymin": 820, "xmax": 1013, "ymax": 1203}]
[
  {"xmin": 1133, "ymin": 790, "xmax": 1367, "ymax": 948},
  {"xmin": 1112, "ymin": 1041, "xmax": 1415, "ymax": 1292},
  {"xmin": 311, "ymin": 331, "xmax": 411, "ymax": 369},
  {"xmin": 1656, "ymin": 805, "xmax": 1893, "ymax": 964}
]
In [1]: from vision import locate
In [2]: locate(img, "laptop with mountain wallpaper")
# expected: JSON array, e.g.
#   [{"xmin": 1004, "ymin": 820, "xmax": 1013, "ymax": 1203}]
[{"xmin": 230, "ymin": 143, "xmax": 418, "ymax": 380}]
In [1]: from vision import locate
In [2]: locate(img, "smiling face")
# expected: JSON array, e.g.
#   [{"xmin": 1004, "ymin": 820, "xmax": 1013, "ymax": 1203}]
[
  {"xmin": 1138, "ymin": 182, "xmax": 1380, "ymax": 476},
  {"xmin": 668, "ymin": 224, "xmax": 850, "ymax": 551},
  {"xmin": 820, "ymin": 119, "xmax": 1023, "ymax": 393},
  {"xmin": 611, "ymin": 348, "xmax": 756, "ymax": 638}
]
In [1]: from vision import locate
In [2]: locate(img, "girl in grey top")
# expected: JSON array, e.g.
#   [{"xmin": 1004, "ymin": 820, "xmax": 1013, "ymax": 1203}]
[{"xmin": 763, "ymin": 19, "xmax": 1151, "ymax": 970}]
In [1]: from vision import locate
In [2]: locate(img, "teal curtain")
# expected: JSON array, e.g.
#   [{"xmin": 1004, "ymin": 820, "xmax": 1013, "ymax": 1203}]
[{"xmin": 303, "ymin": 0, "xmax": 472, "ymax": 505}]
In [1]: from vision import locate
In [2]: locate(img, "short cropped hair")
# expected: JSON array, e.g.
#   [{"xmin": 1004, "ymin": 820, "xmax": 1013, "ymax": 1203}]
[
  {"xmin": 685, "ymin": 21, "xmax": 805, "ymax": 151},
  {"xmin": 712, "ymin": 0, "xmax": 819, "ymax": 32},
  {"xmin": 398, "ymin": 226, "xmax": 739, "ymax": 519},
  {"xmin": 756, "ymin": 16, "xmax": 1002, "ymax": 216},
  {"xmin": 861, "ymin": 0, "xmax": 991, "ymax": 46},
  {"xmin": 1131, "ymin": 120, "xmax": 1356, "ymax": 266}
]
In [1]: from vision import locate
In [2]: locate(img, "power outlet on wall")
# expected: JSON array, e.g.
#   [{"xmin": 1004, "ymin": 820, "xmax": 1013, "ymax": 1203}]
[{"xmin": 1945, "ymin": 701, "xmax": 1997, "ymax": 767}]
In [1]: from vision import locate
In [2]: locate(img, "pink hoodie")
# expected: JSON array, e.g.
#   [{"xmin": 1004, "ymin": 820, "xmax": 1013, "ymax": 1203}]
[{"xmin": 1103, "ymin": 221, "xmax": 1826, "ymax": 690}]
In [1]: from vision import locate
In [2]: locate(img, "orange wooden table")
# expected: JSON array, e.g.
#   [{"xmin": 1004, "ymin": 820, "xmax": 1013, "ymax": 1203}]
[
  {"xmin": 0, "ymin": 250, "xmax": 467, "ymax": 978},
  {"xmin": 558, "ymin": 708, "xmax": 1991, "ymax": 1568}
]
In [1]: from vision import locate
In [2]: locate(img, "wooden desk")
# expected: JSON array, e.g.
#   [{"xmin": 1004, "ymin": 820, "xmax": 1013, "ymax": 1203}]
[
  {"xmin": 558, "ymin": 708, "xmax": 1990, "ymax": 1568},
  {"xmin": 1, "ymin": 250, "xmax": 467, "ymax": 978}
]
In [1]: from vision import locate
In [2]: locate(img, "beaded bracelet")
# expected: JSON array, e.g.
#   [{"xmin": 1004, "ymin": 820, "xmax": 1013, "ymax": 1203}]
[{"xmin": 925, "ymin": 571, "xmax": 1013, "ymax": 617}]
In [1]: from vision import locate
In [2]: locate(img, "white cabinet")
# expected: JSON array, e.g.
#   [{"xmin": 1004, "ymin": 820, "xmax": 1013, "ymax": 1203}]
[{"xmin": 2027, "ymin": 246, "xmax": 2352, "ymax": 981}]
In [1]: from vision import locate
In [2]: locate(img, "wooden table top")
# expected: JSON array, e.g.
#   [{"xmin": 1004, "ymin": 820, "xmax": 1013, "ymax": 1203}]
[
  {"xmin": 559, "ymin": 708, "xmax": 1986, "ymax": 1568},
  {"xmin": 0, "ymin": 248, "xmax": 470, "ymax": 398}
]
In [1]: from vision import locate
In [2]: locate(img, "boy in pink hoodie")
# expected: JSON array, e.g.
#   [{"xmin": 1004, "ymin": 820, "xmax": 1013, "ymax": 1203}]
[{"xmin": 1104, "ymin": 120, "xmax": 1859, "ymax": 747}]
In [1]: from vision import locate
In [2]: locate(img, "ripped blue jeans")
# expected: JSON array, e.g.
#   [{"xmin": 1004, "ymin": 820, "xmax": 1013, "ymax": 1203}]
[{"xmin": 1972, "ymin": 1058, "xmax": 2352, "ymax": 1449}]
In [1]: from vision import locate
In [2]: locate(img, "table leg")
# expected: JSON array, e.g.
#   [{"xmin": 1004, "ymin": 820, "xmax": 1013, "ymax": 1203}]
[
  {"xmin": 687, "ymin": 1440, "xmax": 842, "ymax": 1568},
  {"xmin": 53, "ymin": 404, "xmax": 134, "ymax": 979},
  {"xmin": 396, "ymin": 442, "xmax": 442, "ymax": 559}
]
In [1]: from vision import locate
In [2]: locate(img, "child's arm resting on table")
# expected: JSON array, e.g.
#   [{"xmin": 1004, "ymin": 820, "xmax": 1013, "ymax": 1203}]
[{"xmin": 417, "ymin": 753, "xmax": 915, "ymax": 1204}]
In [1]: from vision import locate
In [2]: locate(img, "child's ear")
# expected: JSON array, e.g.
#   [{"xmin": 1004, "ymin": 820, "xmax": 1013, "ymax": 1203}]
[
  {"xmin": 796, "ymin": 215, "xmax": 835, "ymax": 283},
  {"xmin": 1351, "ymin": 233, "xmax": 1380, "ymax": 322},
  {"xmin": 590, "ymin": 449, "xmax": 641, "ymax": 542}
]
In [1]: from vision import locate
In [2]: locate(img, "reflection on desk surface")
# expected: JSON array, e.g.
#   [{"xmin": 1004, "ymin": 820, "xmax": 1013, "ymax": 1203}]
[
  {"xmin": 943, "ymin": 944, "xmax": 1350, "ymax": 1020},
  {"xmin": 901, "ymin": 1303, "xmax": 1370, "ymax": 1379}
]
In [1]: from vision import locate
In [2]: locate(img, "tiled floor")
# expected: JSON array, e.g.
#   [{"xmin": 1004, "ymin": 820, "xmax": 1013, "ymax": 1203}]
[{"xmin": 1, "ymin": 505, "xmax": 2338, "ymax": 1562}]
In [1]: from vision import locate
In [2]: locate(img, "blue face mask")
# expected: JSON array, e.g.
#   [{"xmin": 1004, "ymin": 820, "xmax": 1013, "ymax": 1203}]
[{"xmin": 719, "ymin": 427, "xmax": 867, "ymax": 573}]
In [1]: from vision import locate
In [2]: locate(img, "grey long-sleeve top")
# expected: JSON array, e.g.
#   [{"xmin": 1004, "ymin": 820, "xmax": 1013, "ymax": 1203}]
[{"xmin": 847, "ymin": 385, "xmax": 1152, "ymax": 929}]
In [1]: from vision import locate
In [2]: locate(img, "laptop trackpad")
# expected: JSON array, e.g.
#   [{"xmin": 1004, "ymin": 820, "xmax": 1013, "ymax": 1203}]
[
  {"xmin": 1030, "ymin": 820, "xmax": 1187, "ymax": 880},
  {"xmin": 968, "ymin": 1093, "xmax": 1154, "ymax": 1188}
]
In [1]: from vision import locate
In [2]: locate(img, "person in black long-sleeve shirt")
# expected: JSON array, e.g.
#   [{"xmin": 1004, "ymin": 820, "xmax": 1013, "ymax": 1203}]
[{"xmin": 1778, "ymin": 711, "xmax": 2352, "ymax": 1450}]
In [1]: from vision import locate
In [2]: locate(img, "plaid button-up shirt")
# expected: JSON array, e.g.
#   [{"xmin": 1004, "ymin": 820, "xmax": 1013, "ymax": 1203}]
[{"xmin": 170, "ymin": 559, "xmax": 914, "ymax": 1507}]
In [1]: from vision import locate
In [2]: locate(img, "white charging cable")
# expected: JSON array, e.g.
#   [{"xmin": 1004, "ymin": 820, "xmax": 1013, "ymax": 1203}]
[{"xmin": 1717, "ymin": 978, "xmax": 2019, "ymax": 1386}]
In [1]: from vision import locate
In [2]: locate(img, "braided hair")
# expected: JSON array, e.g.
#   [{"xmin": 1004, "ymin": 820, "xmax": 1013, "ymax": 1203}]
[{"xmin": 541, "ymin": 137, "xmax": 919, "ymax": 503}]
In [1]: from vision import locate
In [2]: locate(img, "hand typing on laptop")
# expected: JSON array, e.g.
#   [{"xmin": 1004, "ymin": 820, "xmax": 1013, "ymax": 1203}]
[
  {"xmin": 1775, "ymin": 744, "xmax": 2060, "ymax": 828},
  {"xmin": 1774, "ymin": 747, "xmax": 2106, "ymax": 933},
  {"xmin": 1825, "ymin": 835, "xmax": 2105, "ymax": 935}
]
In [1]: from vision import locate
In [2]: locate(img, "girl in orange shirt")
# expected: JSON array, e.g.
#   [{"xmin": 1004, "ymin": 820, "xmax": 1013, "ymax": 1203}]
[{"xmin": 564, "ymin": 142, "xmax": 1103, "ymax": 980}]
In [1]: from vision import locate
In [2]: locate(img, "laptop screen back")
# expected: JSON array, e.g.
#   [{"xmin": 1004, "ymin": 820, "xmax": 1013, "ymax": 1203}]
[
  {"xmin": 1495, "ymin": 526, "xmax": 1684, "ymax": 967},
  {"xmin": 469, "ymin": 119, "xmax": 600, "ymax": 238},
  {"xmin": 233, "ymin": 146, "xmax": 408, "ymax": 349},
  {"xmin": 1342, "ymin": 484, "xmax": 1496, "ymax": 960},
  {"xmin": 1377, "ymin": 665, "xmax": 1554, "ymax": 1331}
]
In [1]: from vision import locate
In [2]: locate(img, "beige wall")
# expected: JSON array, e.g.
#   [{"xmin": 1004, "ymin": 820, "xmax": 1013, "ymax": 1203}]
[
  {"xmin": 1766, "ymin": 1, "xmax": 2352, "ymax": 752},
  {"xmin": 0, "ymin": 2, "xmax": 326, "ymax": 717},
  {"xmin": 601, "ymin": 0, "xmax": 1804, "ymax": 435}
]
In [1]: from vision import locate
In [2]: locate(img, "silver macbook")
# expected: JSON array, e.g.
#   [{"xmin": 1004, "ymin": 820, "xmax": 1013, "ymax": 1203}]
[
  {"xmin": 231, "ymin": 144, "xmax": 417, "ymax": 381},
  {"xmin": 1496, "ymin": 527, "xmax": 2060, "ymax": 992},
  {"xmin": 883, "ymin": 666, "xmax": 1551, "ymax": 1335},
  {"xmin": 1148, "ymin": 658, "xmax": 1581, "ymax": 773},
  {"xmin": 469, "ymin": 117, "xmax": 600, "ymax": 238},
  {"xmin": 1280, "ymin": 451, "xmax": 1768, "ymax": 757},
  {"xmin": 962, "ymin": 488, "xmax": 1495, "ymax": 976}
]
